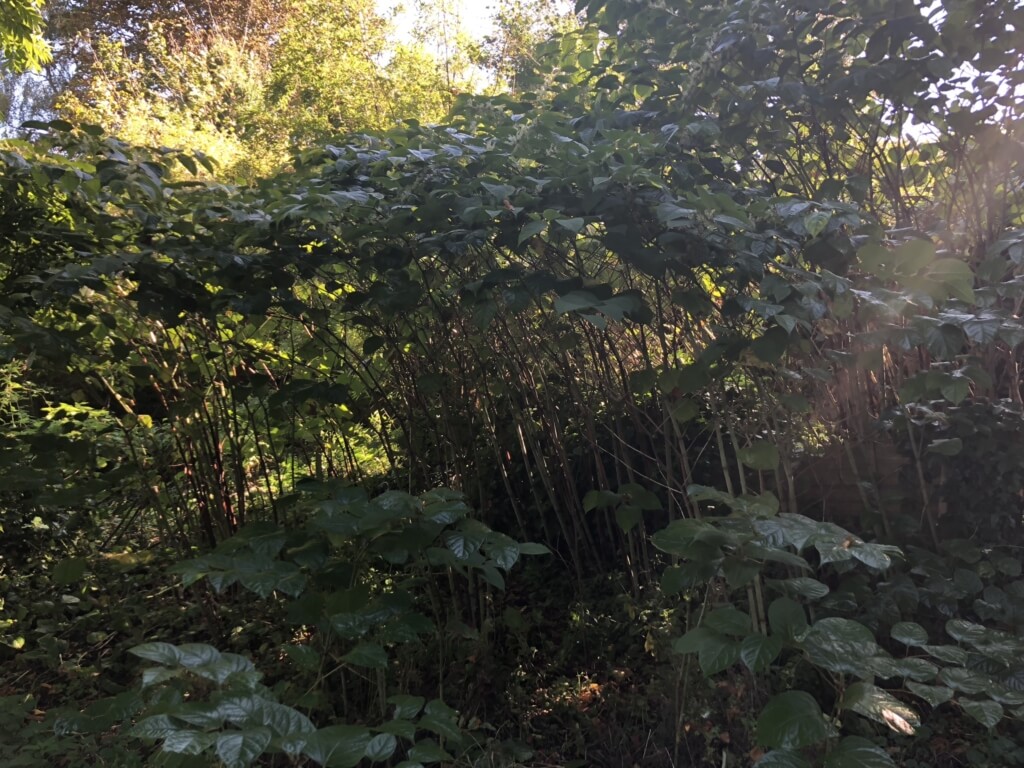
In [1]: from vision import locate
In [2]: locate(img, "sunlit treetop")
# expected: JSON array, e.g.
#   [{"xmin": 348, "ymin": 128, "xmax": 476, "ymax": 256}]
[{"xmin": 0, "ymin": 0, "xmax": 51, "ymax": 72}]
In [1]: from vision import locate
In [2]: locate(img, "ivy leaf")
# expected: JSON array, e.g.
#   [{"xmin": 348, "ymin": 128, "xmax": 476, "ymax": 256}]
[
  {"xmin": 822, "ymin": 736, "xmax": 896, "ymax": 768},
  {"xmin": 756, "ymin": 691, "xmax": 831, "ymax": 749}
]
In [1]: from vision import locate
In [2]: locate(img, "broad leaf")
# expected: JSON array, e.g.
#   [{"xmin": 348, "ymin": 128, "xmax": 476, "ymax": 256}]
[
  {"xmin": 906, "ymin": 682, "xmax": 954, "ymax": 707},
  {"xmin": 823, "ymin": 736, "xmax": 896, "ymax": 768},
  {"xmin": 365, "ymin": 733, "xmax": 398, "ymax": 762},
  {"xmin": 961, "ymin": 698, "xmax": 1004, "ymax": 729},
  {"xmin": 891, "ymin": 622, "xmax": 928, "ymax": 647},
  {"xmin": 343, "ymin": 643, "xmax": 388, "ymax": 669},
  {"xmin": 740, "ymin": 633, "xmax": 784, "ymax": 673},
  {"xmin": 755, "ymin": 750, "xmax": 811, "ymax": 768},
  {"xmin": 704, "ymin": 606, "xmax": 752, "ymax": 637},
  {"xmin": 302, "ymin": 725, "xmax": 372, "ymax": 768},
  {"xmin": 215, "ymin": 729, "xmax": 272, "ymax": 768},
  {"xmin": 842, "ymin": 682, "xmax": 919, "ymax": 735},
  {"xmin": 756, "ymin": 691, "xmax": 831, "ymax": 749},
  {"xmin": 799, "ymin": 618, "xmax": 879, "ymax": 675}
]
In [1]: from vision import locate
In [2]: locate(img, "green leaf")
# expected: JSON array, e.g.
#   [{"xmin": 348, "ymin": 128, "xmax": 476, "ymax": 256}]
[
  {"xmin": 517, "ymin": 219, "xmax": 547, "ymax": 244},
  {"xmin": 778, "ymin": 577, "xmax": 830, "ymax": 600},
  {"xmin": 130, "ymin": 642, "xmax": 181, "ymax": 667},
  {"xmin": 891, "ymin": 622, "xmax": 928, "ymax": 647},
  {"xmin": 518, "ymin": 542, "xmax": 550, "ymax": 555},
  {"xmin": 302, "ymin": 725, "xmax": 372, "ymax": 768},
  {"xmin": 755, "ymin": 750, "xmax": 811, "ymax": 768},
  {"xmin": 343, "ymin": 643, "xmax": 388, "ymax": 669},
  {"xmin": 704, "ymin": 607, "xmax": 752, "ymax": 637},
  {"xmin": 756, "ymin": 691, "xmax": 831, "ymax": 749},
  {"xmin": 738, "ymin": 442, "xmax": 780, "ymax": 471},
  {"xmin": 283, "ymin": 644, "xmax": 321, "ymax": 671},
  {"xmin": 176, "ymin": 644, "xmax": 222, "ymax": 669},
  {"xmin": 751, "ymin": 326, "xmax": 791, "ymax": 362},
  {"xmin": 672, "ymin": 627, "xmax": 721, "ymax": 655},
  {"xmin": 848, "ymin": 542, "xmax": 898, "ymax": 571},
  {"xmin": 162, "ymin": 730, "xmax": 215, "ymax": 755},
  {"xmin": 699, "ymin": 641, "xmax": 741, "ymax": 676},
  {"xmin": 804, "ymin": 210, "xmax": 831, "ymax": 237},
  {"xmin": 419, "ymin": 714, "xmax": 462, "ymax": 742},
  {"xmin": 215, "ymin": 729, "xmax": 273, "ymax": 768},
  {"xmin": 377, "ymin": 719, "xmax": 417, "ymax": 740},
  {"xmin": 582, "ymin": 489, "xmax": 620, "ymax": 511},
  {"xmin": 388, "ymin": 695, "xmax": 425, "ymax": 720},
  {"xmin": 443, "ymin": 530, "xmax": 485, "ymax": 560},
  {"xmin": 52, "ymin": 557, "xmax": 87, "ymax": 586},
  {"xmin": 926, "ymin": 438, "xmax": 963, "ymax": 456},
  {"xmin": 768, "ymin": 597, "xmax": 807, "ymax": 641},
  {"xmin": 619, "ymin": 483, "xmax": 662, "ymax": 510},
  {"xmin": 485, "ymin": 533, "xmax": 520, "ymax": 571},
  {"xmin": 961, "ymin": 698, "xmax": 1004, "ymax": 729},
  {"xmin": 938, "ymin": 668, "xmax": 992, "ymax": 695},
  {"xmin": 614, "ymin": 505, "xmax": 643, "ymax": 533},
  {"xmin": 906, "ymin": 682, "xmax": 954, "ymax": 707},
  {"xmin": 479, "ymin": 563, "xmax": 506, "ymax": 589},
  {"xmin": 842, "ymin": 682, "xmax": 919, "ymax": 735},
  {"xmin": 132, "ymin": 714, "xmax": 179, "ymax": 739},
  {"xmin": 365, "ymin": 733, "xmax": 398, "ymax": 762},
  {"xmin": 555, "ymin": 217, "xmax": 585, "ymax": 233},
  {"xmin": 740, "ymin": 633, "xmax": 784, "ymax": 672},
  {"xmin": 822, "ymin": 736, "xmax": 896, "ymax": 768},
  {"xmin": 408, "ymin": 739, "xmax": 453, "ymax": 763},
  {"xmin": 799, "ymin": 617, "xmax": 878, "ymax": 675},
  {"xmin": 922, "ymin": 644, "xmax": 969, "ymax": 665}
]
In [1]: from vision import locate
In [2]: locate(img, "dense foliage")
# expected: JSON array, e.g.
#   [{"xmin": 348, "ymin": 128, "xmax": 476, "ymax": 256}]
[{"xmin": 3, "ymin": 0, "xmax": 1024, "ymax": 766}]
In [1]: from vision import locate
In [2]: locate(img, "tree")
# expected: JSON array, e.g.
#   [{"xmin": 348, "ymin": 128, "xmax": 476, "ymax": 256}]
[
  {"xmin": 0, "ymin": 0, "xmax": 50, "ymax": 72},
  {"xmin": 478, "ymin": 0, "xmax": 578, "ymax": 95}
]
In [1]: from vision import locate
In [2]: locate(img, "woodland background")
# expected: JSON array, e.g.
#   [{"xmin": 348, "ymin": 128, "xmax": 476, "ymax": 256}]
[{"xmin": 3, "ymin": 0, "xmax": 1024, "ymax": 766}]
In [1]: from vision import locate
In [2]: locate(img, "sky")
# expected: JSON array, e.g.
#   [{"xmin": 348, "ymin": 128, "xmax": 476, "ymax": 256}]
[{"xmin": 379, "ymin": 0, "xmax": 498, "ymax": 43}]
